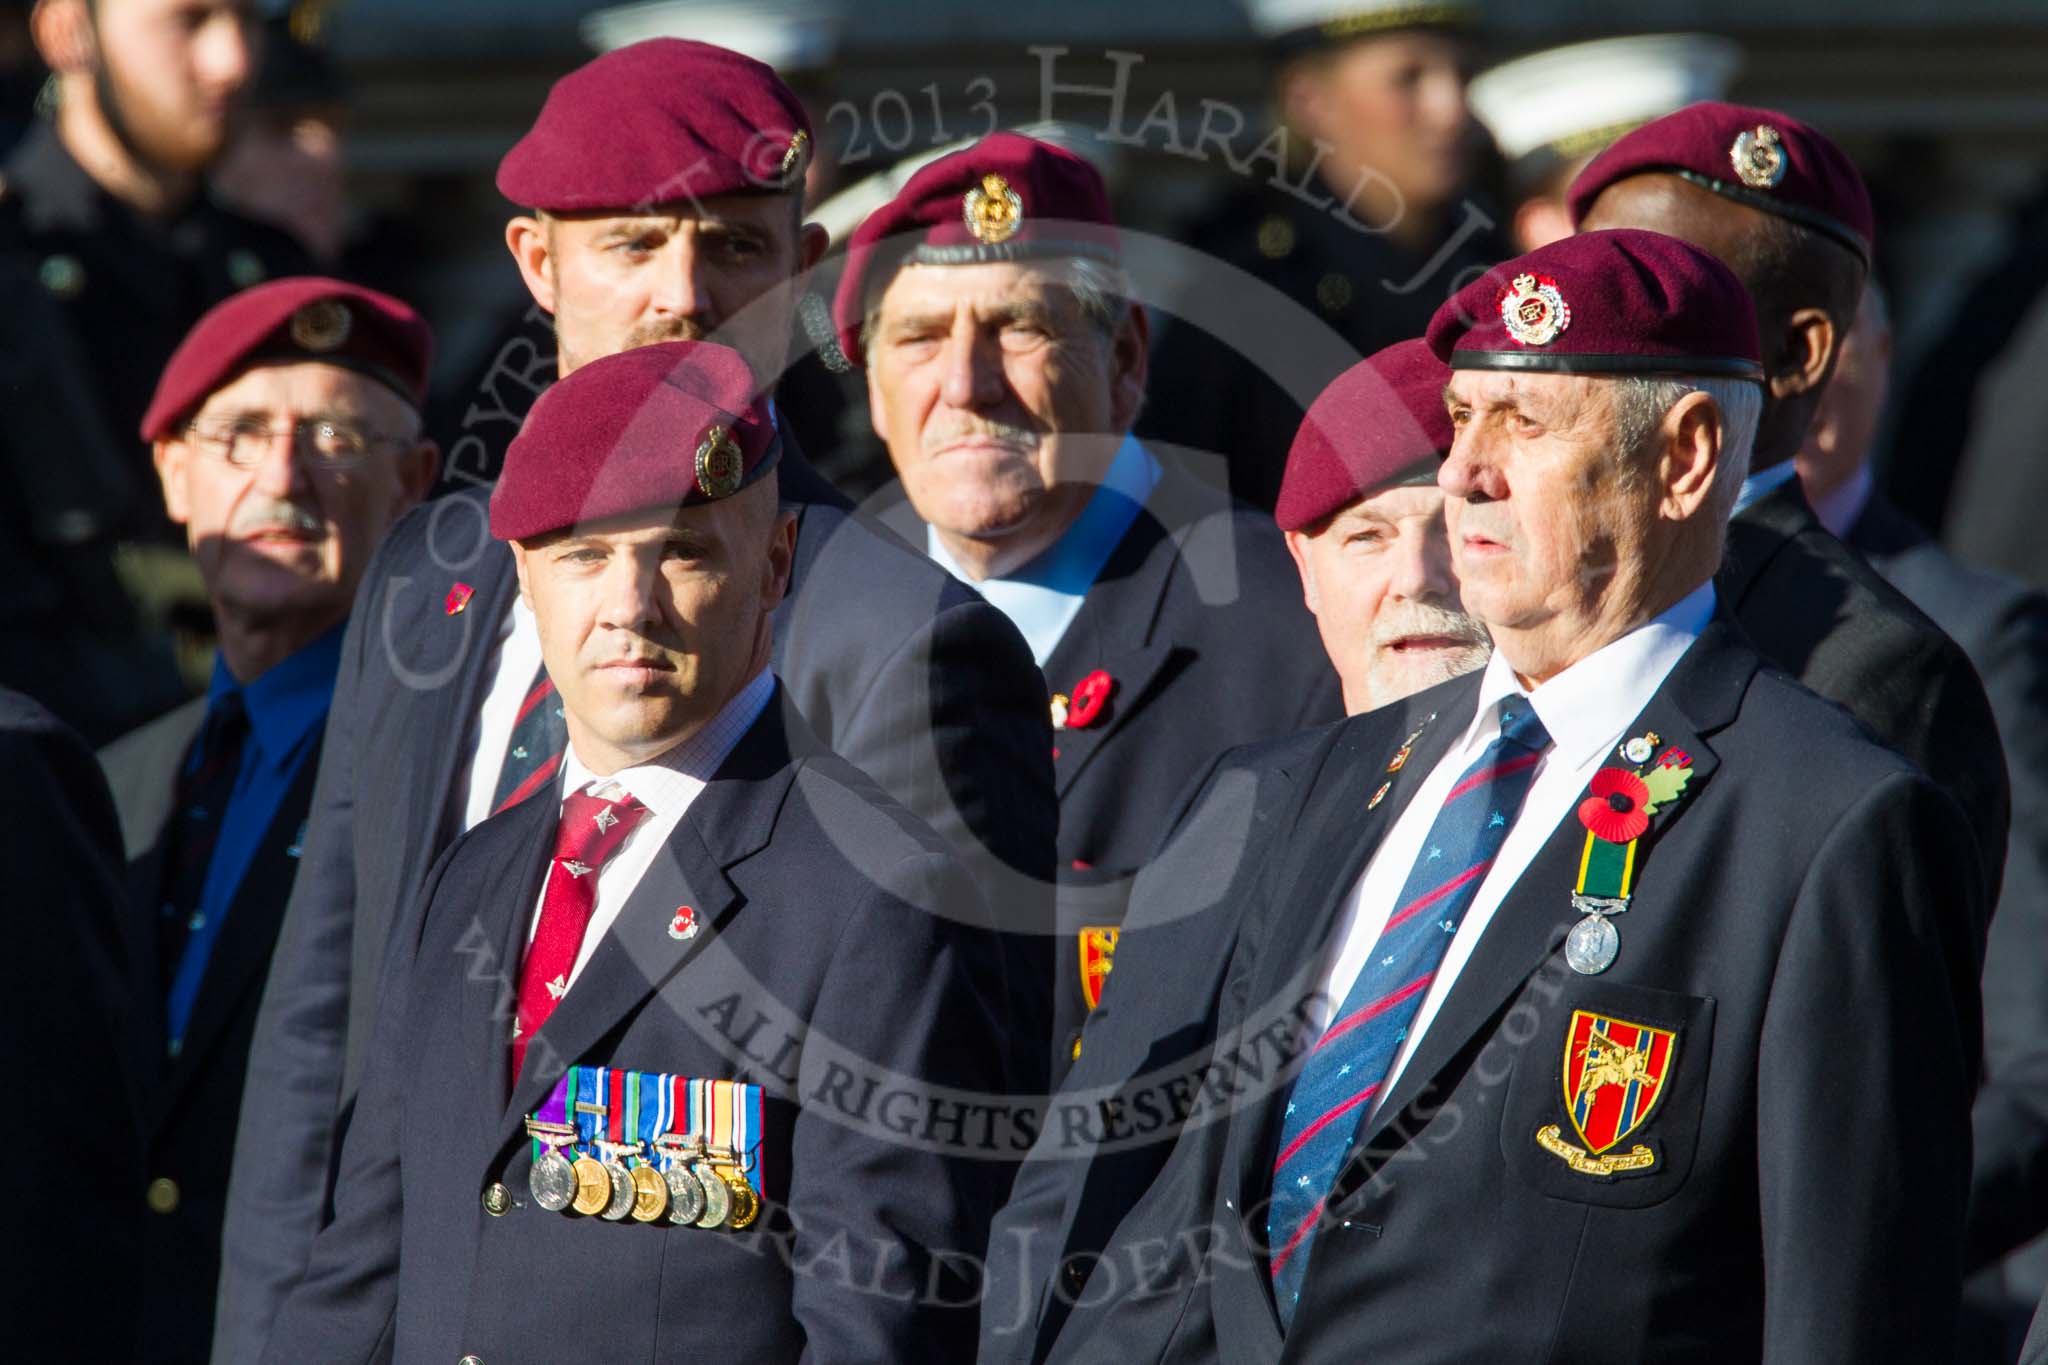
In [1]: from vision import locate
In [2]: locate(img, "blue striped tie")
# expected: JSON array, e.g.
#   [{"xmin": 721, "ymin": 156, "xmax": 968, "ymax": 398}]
[{"xmin": 1266, "ymin": 698, "xmax": 1551, "ymax": 1325}]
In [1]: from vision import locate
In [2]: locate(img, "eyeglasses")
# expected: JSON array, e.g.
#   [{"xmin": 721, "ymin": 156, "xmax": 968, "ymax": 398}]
[{"xmin": 182, "ymin": 417, "xmax": 408, "ymax": 469}]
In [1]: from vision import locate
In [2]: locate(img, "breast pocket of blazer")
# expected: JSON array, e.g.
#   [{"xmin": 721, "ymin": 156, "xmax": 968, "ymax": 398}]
[{"xmin": 1495, "ymin": 977, "xmax": 1715, "ymax": 1210}]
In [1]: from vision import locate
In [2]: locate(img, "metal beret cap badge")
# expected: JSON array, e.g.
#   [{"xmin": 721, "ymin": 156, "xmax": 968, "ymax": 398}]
[
  {"xmin": 963, "ymin": 172, "xmax": 1024, "ymax": 244},
  {"xmin": 1499, "ymin": 272, "xmax": 1571, "ymax": 347},
  {"xmin": 1729, "ymin": 124, "xmax": 1787, "ymax": 190},
  {"xmin": 693, "ymin": 424, "xmax": 745, "ymax": 499},
  {"xmin": 290, "ymin": 298, "xmax": 352, "ymax": 353}
]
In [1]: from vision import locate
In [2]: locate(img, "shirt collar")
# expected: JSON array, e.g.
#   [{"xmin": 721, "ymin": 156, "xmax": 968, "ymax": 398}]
[
  {"xmin": 558, "ymin": 667, "xmax": 774, "ymax": 817},
  {"xmin": 1467, "ymin": 580, "xmax": 1716, "ymax": 768},
  {"xmin": 1733, "ymin": 458, "xmax": 1800, "ymax": 515},
  {"xmin": 205, "ymin": 624, "xmax": 346, "ymax": 770},
  {"xmin": 1808, "ymin": 464, "xmax": 1872, "ymax": 540}
]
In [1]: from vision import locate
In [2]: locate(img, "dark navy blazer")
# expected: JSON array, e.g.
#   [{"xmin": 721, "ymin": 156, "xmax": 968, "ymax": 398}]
[{"xmin": 266, "ymin": 697, "xmax": 1016, "ymax": 1364}]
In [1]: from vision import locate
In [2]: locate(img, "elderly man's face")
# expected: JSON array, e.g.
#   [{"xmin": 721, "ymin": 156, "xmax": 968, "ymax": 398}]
[
  {"xmin": 865, "ymin": 260, "xmax": 1147, "ymax": 576},
  {"xmin": 511, "ymin": 481, "xmax": 794, "ymax": 775},
  {"xmin": 508, "ymin": 192, "xmax": 827, "ymax": 381},
  {"xmin": 1286, "ymin": 482, "xmax": 1490, "ymax": 715},
  {"xmin": 1440, "ymin": 370, "xmax": 1659, "ymax": 667},
  {"xmin": 153, "ymin": 362, "xmax": 436, "ymax": 633}
]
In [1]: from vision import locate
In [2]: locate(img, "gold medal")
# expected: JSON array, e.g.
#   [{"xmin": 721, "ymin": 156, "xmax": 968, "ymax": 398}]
[
  {"xmin": 569, "ymin": 1156, "xmax": 610, "ymax": 1216},
  {"xmin": 719, "ymin": 1163, "xmax": 759, "ymax": 1230},
  {"xmin": 629, "ymin": 1163, "xmax": 669, "ymax": 1223}
]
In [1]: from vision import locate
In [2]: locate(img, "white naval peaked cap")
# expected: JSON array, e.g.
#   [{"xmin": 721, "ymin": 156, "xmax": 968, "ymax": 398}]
[
  {"xmin": 1469, "ymin": 33, "xmax": 1742, "ymax": 165},
  {"xmin": 580, "ymin": 0, "xmax": 843, "ymax": 73},
  {"xmin": 1241, "ymin": 0, "xmax": 1472, "ymax": 45}
]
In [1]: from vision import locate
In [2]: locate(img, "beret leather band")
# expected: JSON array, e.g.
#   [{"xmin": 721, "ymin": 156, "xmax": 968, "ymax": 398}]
[
  {"xmin": 903, "ymin": 237, "xmax": 1120, "ymax": 270},
  {"xmin": 1450, "ymin": 348, "xmax": 1765, "ymax": 381},
  {"xmin": 1671, "ymin": 169, "xmax": 1872, "ymax": 266}
]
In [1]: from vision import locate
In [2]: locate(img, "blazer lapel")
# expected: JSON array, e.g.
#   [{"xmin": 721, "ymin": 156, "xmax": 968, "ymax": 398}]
[
  {"xmin": 1226, "ymin": 681, "xmax": 1479, "ymax": 1218},
  {"xmin": 1717, "ymin": 479, "xmax": 1815, "ymax": 608},
  {"xmin": 410, "ymin": 530, "xmax": 521, "ymax": 854},
  {"xmin": 460, "ymin": 796, "xmax": 558, "ymax": 1124},
  {"xmin": 1346, "ymin": 619, "xmax": 1754, "ymax": 1170},
  {"xmin": 493, "ymin": 702, "xmax": 803, "ymax": 1147}
]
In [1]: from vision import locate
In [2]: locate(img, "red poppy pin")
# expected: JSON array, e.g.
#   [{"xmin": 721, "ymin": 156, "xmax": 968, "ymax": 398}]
[
  {"xmin": 668, "ymin": 906, "xmax": 700, "ymax": 941},
  {"xmin": 1579, "ymin": 767, "xmax": 1651, "ymax": 844},
  {"xmin": 445, "ymin": 582, "xmax": 473, "ymax": 616},
  {"xmin": 1064, "ymin": 669, "xmax": 1115, "ymax": 730}
]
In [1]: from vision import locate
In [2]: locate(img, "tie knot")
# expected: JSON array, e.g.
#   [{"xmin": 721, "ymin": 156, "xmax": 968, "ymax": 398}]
[
  {"xmin": 554, "ymin": 787, "xmax": 650, "ymax": 867},
  {"xmin": 1495, "ymin": 698, "xmax": 1550, "ymax": 754}
]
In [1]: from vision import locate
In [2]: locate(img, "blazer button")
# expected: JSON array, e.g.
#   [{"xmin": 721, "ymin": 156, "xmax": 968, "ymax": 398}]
[
  {"xmin": 481, "ymin": 1183, "xmax": 512, "ymax": 1217},
  {"xmin": 1063, "ymin": 1261, "xmax": 1088, "ymax": 1295},
  {"xmin": 459, "ymin": 1356, "xmax": 484, "ymax": 1365},
  {"xmin": 146, "ymin": 1178, "xmax": 180, "ymax": 1214}
]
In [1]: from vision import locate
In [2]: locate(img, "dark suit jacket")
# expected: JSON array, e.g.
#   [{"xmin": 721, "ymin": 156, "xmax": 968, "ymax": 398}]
[
  {"xmin": 1043, "ymin": 617, "xmax": 1981, "ymax": 1364},
  {"xmin": 1850, "ymin": 492, "xmax": 2048, "ymax": 1272},
  {"xmin": 100, "ymin": 699, "xmax": 322, "ymax": 1365},
  {"xmin": 883, "ymin": 461, "xmax": 1342, "ymax": 1068},
  {"xmin": 265, "ymin": 697, "xmax": 1014, "ymax": 1364},
  {"xmin": 1720, "ymin": 479, "xmax": 2009, "ymax": 921},
  {"xmin": 984, "ymin": 737, "xmax": 1310, "ymax": 1363},
  {"xmin": 0, "ymin": 689, "xmax": 141, "ymax": 1362},
  {"xmin": 216, "ymin": 454, "xmax": 1056, "ymax": 1364}
]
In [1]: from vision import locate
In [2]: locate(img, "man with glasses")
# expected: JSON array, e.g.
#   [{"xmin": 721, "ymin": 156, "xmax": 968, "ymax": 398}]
[{"xmin": 97, "ymin": 276, "xmax": 436, "ymax": 1365}]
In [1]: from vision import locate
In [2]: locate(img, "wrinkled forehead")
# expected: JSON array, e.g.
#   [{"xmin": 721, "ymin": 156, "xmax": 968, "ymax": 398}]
[
  {"xmin": 1445, "ymin": 367, "xmax": 1614, "ymax": 421},
  {"xmin": 1316, "ymin": 481, "xmax": 1449, "ymax": 533},
  {"xmin": 872, "ymin": 259, "xmax": 1080, "ymax": 321}
]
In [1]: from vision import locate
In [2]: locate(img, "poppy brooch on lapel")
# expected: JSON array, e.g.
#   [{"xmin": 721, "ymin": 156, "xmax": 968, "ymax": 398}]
[{"xmin": 1051, "ymin": 669, "xmax": 1115, "ymax": 732}]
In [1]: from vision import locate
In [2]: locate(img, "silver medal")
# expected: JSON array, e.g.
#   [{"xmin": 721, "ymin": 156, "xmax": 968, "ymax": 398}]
[
  {"xmin": 1565, "ymin": 914, "xmax": 1620, "ymax": 975},
  {"xmin": 530, "ymin": 1149, "xmax": 577, "ymax": 1213},
  {"xmin": 600, "ymin": 1160, "xmax": 636, "ymax": 1220},
  {"xmin": 664, "ymin": 1163, "xmax": 707, "ymax": 1226},
  {"xmin": 691, "ymin": 1159, "xmax": 730, "ymax": 1229}
]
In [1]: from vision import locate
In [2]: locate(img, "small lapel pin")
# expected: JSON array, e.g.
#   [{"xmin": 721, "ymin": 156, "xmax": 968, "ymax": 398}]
[
  {"xmin": 445, "ymin": 582, "xmax": 474, "ymax": 616},
  {"xmin": 669, "ymin": 906, "xmax": 700, "ymax": 941}
]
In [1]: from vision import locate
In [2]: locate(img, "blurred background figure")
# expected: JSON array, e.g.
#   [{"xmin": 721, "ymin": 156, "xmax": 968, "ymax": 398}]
[
  {"xmin": 213, "ymin": 1, "xmax": 350, "ymax": 269},
  {"xmin": 1796, "ymin": 279, "xmax": 2048, "ymax": 1365},
  {"xmin": 1467, "ymin": 32, "xmax": 1739, "ymax": 251},
  {"xmin": 0, "ymin": 0, "xmax": 310, "ymax": 743},
  {"xmin": 1137, "ymin": 0, "xmax": 1508, "ymax": 511},
  {"xmin": 0, "ymin": 687, "xmax": 142, "ymax": 1365},
  {"xmin": 97, "ymin": 279, "xmax": 435, "ymax": 1365}
]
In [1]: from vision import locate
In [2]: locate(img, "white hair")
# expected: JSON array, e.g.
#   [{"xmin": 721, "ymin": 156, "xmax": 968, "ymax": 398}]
[{"xmin": 1611, "ymin": 375, "xmax": 1763, "ymax": 524}]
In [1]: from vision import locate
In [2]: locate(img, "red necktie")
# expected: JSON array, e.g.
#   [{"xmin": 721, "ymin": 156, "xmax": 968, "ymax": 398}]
[{"xmin": 511, "ymin": 786, "xmax": 649, "ymax": 1079}]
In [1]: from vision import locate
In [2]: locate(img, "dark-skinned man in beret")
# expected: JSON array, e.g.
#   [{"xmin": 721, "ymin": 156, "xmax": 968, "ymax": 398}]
[{"xmin": 1571, "ymin": 101, "xmax": 2010, "ymax": 934}]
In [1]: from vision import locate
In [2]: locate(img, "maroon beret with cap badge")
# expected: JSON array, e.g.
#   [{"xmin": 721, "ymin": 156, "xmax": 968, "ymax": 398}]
[
  {"xmin": 489, "ymin": 339, "xmax": 778, "ymax": 542},
  {"xmin": 830, "ymin": 131, "xmax": 1119, "ymax": 366},
  {"xmin": 496, "ymin": 38, "xmax": 812, "ymax": 212},
  {"xmin": 1426, "ymin": 228, "xmax": 1762, "ymax": 381},
  {"xmin": 140, "ymin": 276, "xmax": 433, "ymax": 441},
  {"xmin": 1565, "ymin": 100, "xmax": 1874, "ymax": 266},
  {"xmin": 1276, "ymin": 338, "xmax": 1453, "ymax": 533}
]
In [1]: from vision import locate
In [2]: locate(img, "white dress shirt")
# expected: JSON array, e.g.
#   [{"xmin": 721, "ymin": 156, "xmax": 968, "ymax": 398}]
[
  {"xmin": 1316, "ymin": 581, "xmax": 1716, "ymax": 1117},
  {"xmin": 461, "ymin": 596, "xmax": 546, "ymax": 833},
  {"xmin": 524, "ymin": 668, "xmax": 775, "ymax": 991}
]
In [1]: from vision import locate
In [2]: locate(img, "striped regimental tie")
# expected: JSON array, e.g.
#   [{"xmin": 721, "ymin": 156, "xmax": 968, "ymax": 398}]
[
  {"xmin": 1265, "ymin": 698, "xmax": 1551, "ymax": 1325},
  {"xmin": 491, "ymin": 660, "xmax": 571, "ymax": 815}
]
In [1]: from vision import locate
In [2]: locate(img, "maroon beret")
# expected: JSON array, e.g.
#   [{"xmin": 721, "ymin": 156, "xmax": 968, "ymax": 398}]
[
  {"xmin": 1426, "ymin": 228, "xmax": 1761, "ymax": 381},
  {"xmin": 1277, "ymin": 339, "xmax": 1452, "ymax": 533},
  {"xmin": 831, "ymin": 132, "xmax": 1118, "ymax": 366},
  {"xmin": 496, "ymin": 38, "xmax": 811, "ymax": 213},
  {"xmin": 141, "ymin": 276, "xmax": 433, "ymax": 441},
  {"xmin": 1566, "ymin": 100, "xmax": 1874, "ymax": 266},
  {"xmin": 490, "ymin": 340, "xmax": 778, "ymax": 542}
]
